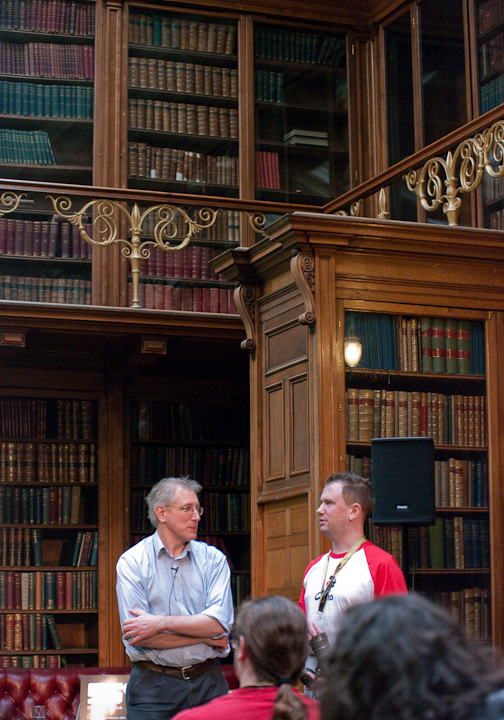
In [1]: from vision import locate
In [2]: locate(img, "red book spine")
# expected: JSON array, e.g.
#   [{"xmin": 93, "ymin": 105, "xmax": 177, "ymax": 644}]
[
  {"xmin": 219, "ymin": 288, "xmax": 229, "ymax": 313},
  {"xmin": 24, "ymin": 220, "xmax": 34, "ymax": 256},
  {"xmin": 60, "ymin": 223, "xmax": 70, "ymax": 258},
  {"xmin": 56, "ymin": 571, "xmax": 65, "ymax": 610},
  {"xmin": 164, "ymin": 285, "xmax": 173, "ymax": 310},
  {"xmin": 147, "ymin": 249, "xmax": 155, "ymax": 277},
  {"xmin": 165, "ymin": 249, "xmax": 175, "ymax": 277},
  {"xmin": 71, "ymin": 226, "xmax": 80, "ymax": 258},
  {"xmin": 201, "ymin": 287, "xmax": 210, "ymax": 312},
  {"xmin": 14, "ymin": 219, "xmax": 24, "ymax": 256},
  {"xmin": 143, "ymin": 283, "xmax": 154, "ymax": 309},
  {"xmin": 172, "ymin": 286, "xmax": 182, "ymax": 310},
  {"xmin": 66, "ymin": 572, "xmax": 73, "ymax": 610},
  {"xmin": 0, "ymin": 218, "xmax": 7, "ymax": 253},
  {"xmin": 193, "ymin": 287, "xmax": 203, "ymax": 312},
  {"xmin": 33, "ymin": 220, "xmax": 42, "ymax": 256},
  {"xmin": 181, "ymin": 287, "xmax": 192, "ymax": 312},
  {"xmin": 48, "ymin": 221, "xmax": 58, "ymax": 257},
  {"xmin": 209, "ymin": 287, "xmax": 219, "ymax": 313},
  {"xmin": 6, "ymin": 219, "xmax": 15, "ymax": 254},
  {"xmin": 155, "ymin": 248, "xmax": 164, "ymax": 276},
  {"xmin": 6, "ymin": 571, "xmax": 14, "ymax": 610},
  {"xmin": 154, "ymin": 283, "xmax": 164, "ymax": 310}
]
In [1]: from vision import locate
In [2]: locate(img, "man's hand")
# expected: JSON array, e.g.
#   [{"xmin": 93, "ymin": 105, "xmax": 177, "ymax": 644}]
[
  {"xmin": 307, "ymin": 619, "xmax": 324, "ymax": 639},
  {"xmin": 206, "ymin": 635, "xmax": 229, "ymax": 651},
  {"xmin": 123, "ymin": 609, "xmax": 166, "ymax": 644}
]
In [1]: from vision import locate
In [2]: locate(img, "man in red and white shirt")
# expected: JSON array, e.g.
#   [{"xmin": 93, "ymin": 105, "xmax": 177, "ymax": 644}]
[{"xmin": 299, "ymin": 472, "xmax": 407, "ymax": 647}]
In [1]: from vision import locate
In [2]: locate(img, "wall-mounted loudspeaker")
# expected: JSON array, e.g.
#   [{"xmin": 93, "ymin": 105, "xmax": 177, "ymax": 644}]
[{"xmin": 371, "ymin": 437, "xmax": 435, "ymax": 525}]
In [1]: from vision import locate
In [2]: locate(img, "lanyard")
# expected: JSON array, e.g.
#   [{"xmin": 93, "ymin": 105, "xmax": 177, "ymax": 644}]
[{"xmin": 317, "ymin": 535, "xmax": 366, "ymax": 614}]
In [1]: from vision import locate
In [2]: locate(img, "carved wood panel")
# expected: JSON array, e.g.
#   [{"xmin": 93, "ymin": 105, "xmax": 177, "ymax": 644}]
[{"xmin": 264, "ymin": 495, "xmax": 310, "ymax": 601}]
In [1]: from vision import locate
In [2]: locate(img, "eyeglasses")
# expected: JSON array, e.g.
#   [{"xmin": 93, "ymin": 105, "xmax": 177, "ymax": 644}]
[{"xmin": 165, "ymin": 504, "xmax": 204, "ymax": 516}]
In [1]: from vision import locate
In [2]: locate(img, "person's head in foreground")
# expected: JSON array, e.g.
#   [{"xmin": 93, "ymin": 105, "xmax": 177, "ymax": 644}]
[
  {"xmin": 233, "ymin": 595, "xmax": 312, "ymax": 720},
  {"xmin": 321, "ymin": 593, "xmax": 504, "ymax": 720}
]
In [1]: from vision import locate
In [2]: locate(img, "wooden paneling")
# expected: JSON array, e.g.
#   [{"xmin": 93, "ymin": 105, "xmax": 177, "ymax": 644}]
[
  {"xmin": 264, "ymin": 495, "xmax": 310, "ymax": 601},
  {"xmin": 265, "ymin": 381, "xmax": 285, "ymax": 481}
]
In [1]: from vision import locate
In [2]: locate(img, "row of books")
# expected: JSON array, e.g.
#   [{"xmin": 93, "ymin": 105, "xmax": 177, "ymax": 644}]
[
  {"xmin": 255, "ymin": 28, "xmax": 346, "ymax": 67},
  {"xmin": 0, "ymin": 218, "xmax": 93, "ymax": 259},
  {"xmin": 129, "ymin": 13, "xmax": 236, "ymax": 55},
  {"xmin": 128, "ymin": 144, "xmax": 238, "ymax": 185},
  {"xmin": 133, "ymin": 401, "xmax": 247, "ymax": 443},
  {"xmin": 0, "ymin": 129, "xmax": 54, "ymax": 164},
  {"xmin": 422, "ymin": 588, "xmax": 491, "ymax": 642},
  {"xmin": 255, "ymin": 151, "xmax": 280, "ymax": 190},
  {"xmin": 347, "ymin": 454, "xmax": 488, "ymax": 509},
  {"xmin": 0, "ymin": 0, "xmax": 94, "ymax": 35},
  {"xmin": 0, "ymin": 484, "xmax": 84, "ymax": 524},
  {"xmin": 479, "ymin": 0, "xmax": 504, "ymax": 34},
  {"xmin": 0, "ymin": 274, "xmax": 92, "ymax": 305},
  {"xmin": 0, "ymin": 528, "xmax": 98, "ymax": 568},
  {"xmin": 0, "ymin": 398, "xmax": 95, "ymax": 441},
  {"xmin": 487, "ymin": 208, "xmax": 504, "ymax": 228},
  {"xmin": 434, "ymin": 458, "xmax": 488, "ymax": 509},
  {"xmin": 255, "ymin": 71, "xmax": 284, "ymax": 103},
  {"xmin": 367, "ymin": 524, "xmax": 402, "ymax": 566},
  {"xmin": 138, "ymin": 207, "xmax": 240, "ymax": 245},
  {"xmin": 480, "ymin": 73, "xmax": 504, "ymax": 113},
  {"xmin": 133, "ymin": 445, "xmax": 250, "ymax": 487},
  {"xmin": 347, "ymin": 390, "xmax": 487, "ymax": 447},
  {"xmin": 0, "ymin": 81, "xmax": 93, "ymax": 119},
  {"xmin": 231, "ymin": 573, "xmax": 251, "ymax": 609},
  {"xmin": 0, "ymin": 42, "xmax": 94, "ymax": 79},
  {"xmin": 139, "ymin": 245, "xmax": 226, "ymax": 282},
  {"xmin": 1, "ymin": 653, "xmax": 66, "ymax": 668},
  {"xmin": 410, "ymin": 517, "xmax": 490, "ymax": 570},
  {"xmin": 201, "ymin": 492, "xmax": 250, "ymax": 533},
  {"xmin": 128, "ymin": 58, "xmax": 238, "ymax": 98},
  {"xmin": 479, "ymin": 31, "xmax": 504, "ymax": 77},
  {"xmin": 1, "ymin": 612, "xmax": 62, "ymax": 651},
  {"xmin": 0, "ymin": 569, "xmax": 98, "ymax": 610},
  {"xmin": 345, "ymin": 312, "xmax": 485, "ymax": 375},
  {"xmin": 128, "ymin": 99, "xmax": 238, "ymax": 139},
  {"xmin": 127, "ymin": 283, "xmax": 237, "ymax": 314}
]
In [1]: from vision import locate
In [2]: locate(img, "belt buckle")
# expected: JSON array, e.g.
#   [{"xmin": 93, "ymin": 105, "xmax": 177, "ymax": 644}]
[{"xmin": 181, "ymin": 665, "xmax": 192, "ymax": 680}]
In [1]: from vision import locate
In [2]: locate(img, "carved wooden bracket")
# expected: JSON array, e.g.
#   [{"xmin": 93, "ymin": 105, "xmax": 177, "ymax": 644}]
[
  {"xmin": 290, "ymin": 251, "xmax": 315, "ymax": 327},
  {"xmin": 233, "ymin": 283, "xmax": 256, "ymax": 352}
]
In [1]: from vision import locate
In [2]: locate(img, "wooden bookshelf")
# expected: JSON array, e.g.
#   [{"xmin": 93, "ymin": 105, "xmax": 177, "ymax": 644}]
[{"xmin": 0, "ymin": 391, "xmax": 100, "ymax": 668}]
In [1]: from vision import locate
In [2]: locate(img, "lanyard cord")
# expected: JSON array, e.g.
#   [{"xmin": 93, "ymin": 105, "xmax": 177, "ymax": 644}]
[{"xmin": 317, "ymin": 535, "xmax": 366, "ymax": 614}]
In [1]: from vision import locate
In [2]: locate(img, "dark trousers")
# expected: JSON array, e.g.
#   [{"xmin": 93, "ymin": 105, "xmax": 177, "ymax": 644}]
[{"xmin": 126, "ymin": 663, "xmax": 229, "ymax": 720}]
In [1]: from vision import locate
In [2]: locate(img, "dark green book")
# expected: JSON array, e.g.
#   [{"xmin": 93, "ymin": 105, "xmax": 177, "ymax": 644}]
[
  {"xmin": 44, "ymin": 571, "xmax": 56, "ymax": 609},
  {"xmin": 46, "ymin": 614, "xmax": 63, "ymax": 650},
  {"xmin": 443, "ymin": 518, "xmax": 455, "ymax": 569},
  {"xmin": 32, "ymin": 529, "xmax": 42, "ymax": 567},
  {"xmin": 71, "ymin": 530, "xmax": 84, "ymax": 567}
]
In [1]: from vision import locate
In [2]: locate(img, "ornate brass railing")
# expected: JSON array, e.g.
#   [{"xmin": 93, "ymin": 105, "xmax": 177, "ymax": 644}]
[{"xmin": 0, "ymin": 185, "xmax": 278, "ymax": 309}]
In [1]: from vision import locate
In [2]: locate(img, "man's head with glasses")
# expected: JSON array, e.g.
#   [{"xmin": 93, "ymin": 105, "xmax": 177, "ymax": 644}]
[{"xmin": 147, "ymin": 477, "xmax": 204, "ymax": 554}]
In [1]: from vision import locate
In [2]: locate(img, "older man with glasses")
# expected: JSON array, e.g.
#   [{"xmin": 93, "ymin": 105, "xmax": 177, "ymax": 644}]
[{"xmin": 116, "ymin": 476, "xmax": 233, "ymax": 720}]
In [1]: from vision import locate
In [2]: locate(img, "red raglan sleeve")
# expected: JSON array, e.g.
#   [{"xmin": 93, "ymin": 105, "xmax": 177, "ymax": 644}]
[{"xmin": 364, "ymin": 543, "xmax": 408, "ymax": 597}]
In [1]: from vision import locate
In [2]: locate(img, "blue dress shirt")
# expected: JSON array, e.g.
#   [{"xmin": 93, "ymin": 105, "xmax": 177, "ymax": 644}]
[{"xmin": 116, "ymin": 532, "xmax": 234, "ymax": 667}]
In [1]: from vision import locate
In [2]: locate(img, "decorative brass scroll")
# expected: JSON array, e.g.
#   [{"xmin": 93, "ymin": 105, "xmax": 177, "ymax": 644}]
[
  {"xmin": 0, "ymin": 191, "xmax": 26, "ymax": 217},
  {"xmin": 47, "ymin": 196, "xmax": 219, "ymax": 307},
  {"xmin": 404, "ymin": 120, "xmax": 504, "ymax": 226}
]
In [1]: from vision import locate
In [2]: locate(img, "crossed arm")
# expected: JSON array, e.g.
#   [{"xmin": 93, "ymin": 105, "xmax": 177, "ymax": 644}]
[{"xmin": 122, "ymin": 608, "xmax": 229, "ymax": 650}]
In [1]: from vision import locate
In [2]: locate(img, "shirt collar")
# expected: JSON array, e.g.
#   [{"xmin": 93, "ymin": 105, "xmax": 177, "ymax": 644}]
[{"xmin": 153, "ymin": 531, "xmax": 192, "ymax": 560}]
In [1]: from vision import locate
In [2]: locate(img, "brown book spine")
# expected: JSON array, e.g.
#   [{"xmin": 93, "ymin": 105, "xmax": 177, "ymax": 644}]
[{"xmin": 215, "ymin": 24, "xmax": 228, "ymax": 53}]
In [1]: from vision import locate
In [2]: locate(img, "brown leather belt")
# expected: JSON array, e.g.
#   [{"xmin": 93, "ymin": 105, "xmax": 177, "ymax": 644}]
[{"xmin": 133, "ymin": 658, "xmax": 216, "ymax": 680}]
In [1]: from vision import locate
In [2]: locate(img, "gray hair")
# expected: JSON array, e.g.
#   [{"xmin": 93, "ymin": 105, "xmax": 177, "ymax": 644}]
[{"xmin": 146, "ymin": 476, "xmax": 202, "ymax": 528}]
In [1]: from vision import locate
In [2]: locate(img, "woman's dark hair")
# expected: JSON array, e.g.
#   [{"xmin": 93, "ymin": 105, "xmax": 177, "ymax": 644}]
[
  {"xmin": 321, "ymin": 594, "xmax": 504, "ymax": 720},
  {"xmin": 234, "ymin": 595, "xmax": 310, "ymax": 720}
]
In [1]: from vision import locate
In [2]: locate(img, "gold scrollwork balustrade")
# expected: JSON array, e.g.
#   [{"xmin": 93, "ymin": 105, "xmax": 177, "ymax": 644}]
[
  {"xmin": 245, "ymin": 211, "xmax": 269, "ymax": 239},
  {"xmin": 0, "ymin": 191, "xmax": 26, "ymax": 217},
  {"xmin": 404, "ymin": 120, "xmax": 504, "ymax": 226},
  {"xmin": 47, "ymin": 195, "xmax": 219, "ymax": 308},
  {"xmin": 334, "ymin": 199, "xmax": 364, "ymax": 218}
]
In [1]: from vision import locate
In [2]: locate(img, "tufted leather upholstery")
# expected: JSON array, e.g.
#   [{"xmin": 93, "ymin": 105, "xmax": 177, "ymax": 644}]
[
  {"xmin": 0, "ymin": 665, "xmax": 238, "ymax": 720},
  {"xmin": 0, "ymin": 668, "xmax": 129, "ymax": 720}
]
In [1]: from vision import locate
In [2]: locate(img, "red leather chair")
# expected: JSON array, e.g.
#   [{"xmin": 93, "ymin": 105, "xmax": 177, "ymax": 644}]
[{"xmin": 0, "ymin": 664, "xmax": 238, "ymax": 720}]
